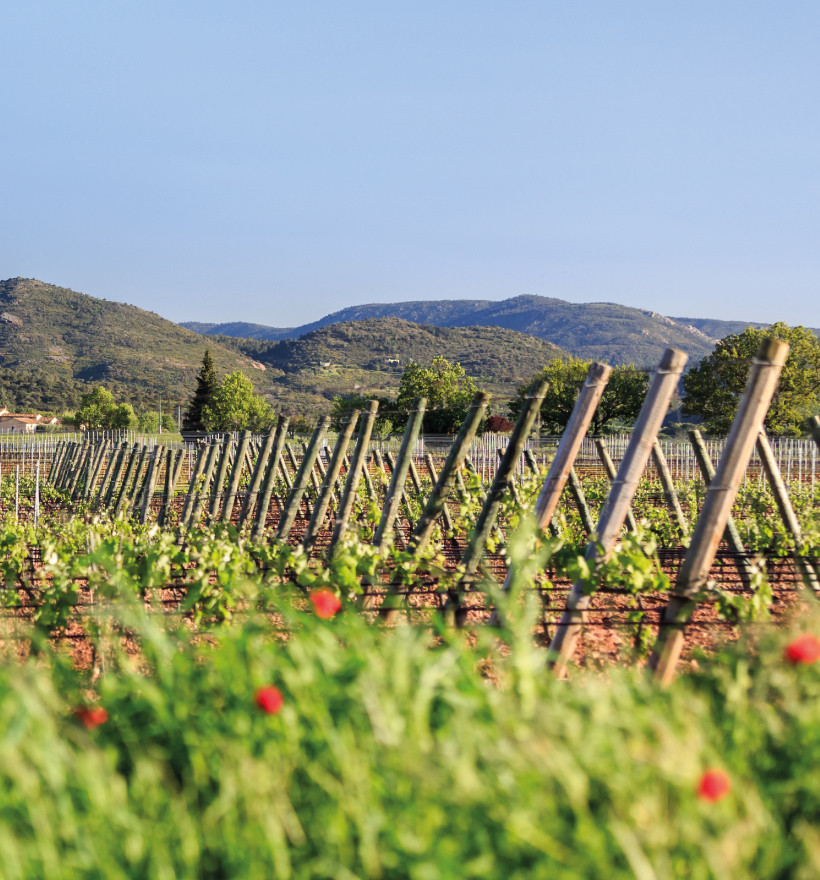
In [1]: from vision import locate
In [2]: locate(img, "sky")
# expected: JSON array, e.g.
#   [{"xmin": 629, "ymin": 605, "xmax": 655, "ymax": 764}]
[{"xmin": 2, "ymin": 2, "xmax": 818, "ymax": 328}]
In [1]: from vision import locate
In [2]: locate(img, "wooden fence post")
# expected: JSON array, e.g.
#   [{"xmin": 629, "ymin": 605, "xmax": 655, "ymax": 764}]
[
  {"xmin": 547, "ymin": 348, "xmax": 688, "ymax": 676},
  {"xmin": 649, "ymin": 339, "xmax": 789, "ymax": 684}
]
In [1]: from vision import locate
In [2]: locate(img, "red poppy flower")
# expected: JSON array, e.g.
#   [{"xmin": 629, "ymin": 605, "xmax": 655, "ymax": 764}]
[
  {"xmin": 697, "ymin": 768, "xmax": 731, "ymax": 802},
  {"xmin": 310, "ymin": 589, "xmax": 342, "ymax": 619},
  {"xmin": 784, "ymin": 634, "xmax": 820, "ymax": 666},
  {"xmin": 74, "ymin": 706, "xmax": 108, "ymax": 729},
  {"xmin": 254, "ymin": 686, "xmax": 284, "ymax": 715}
]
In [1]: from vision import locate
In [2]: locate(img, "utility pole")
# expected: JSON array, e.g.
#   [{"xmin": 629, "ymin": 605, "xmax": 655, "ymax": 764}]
[{"xmin": 158, "ymin": 397, "xmax": 162, "ymax": 434}]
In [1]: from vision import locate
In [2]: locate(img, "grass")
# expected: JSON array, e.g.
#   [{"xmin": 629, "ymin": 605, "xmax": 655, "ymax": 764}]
[{"xmin": 0, "ymin": 583, "xmax": 819, "ymax": 878}]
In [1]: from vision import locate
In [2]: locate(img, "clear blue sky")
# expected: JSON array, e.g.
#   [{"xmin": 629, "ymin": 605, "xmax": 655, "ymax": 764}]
[{"xmin": 2, "ymin": 2, "xmax": 818, "ymax": 328}]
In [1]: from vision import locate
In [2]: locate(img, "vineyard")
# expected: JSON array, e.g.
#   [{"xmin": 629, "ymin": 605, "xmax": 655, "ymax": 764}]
[
  {"xmin": 2, "ymin": 341, "xmax": 820, "ymax": 877},
  {"xmin": 0, "ymin": 342, "xmax": 817, "ymax": 675}
]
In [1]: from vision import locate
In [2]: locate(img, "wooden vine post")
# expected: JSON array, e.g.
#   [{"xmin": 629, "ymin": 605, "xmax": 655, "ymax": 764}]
[
  {"xmin": 329, "ymin": 400, "xmax": 380, "ymax": 552},
  {"xmin": 453, "ymin": 379, "xmax": 549, "ymax": 612},
  {"xmin": 276, "ymin": 417, "xmax": 331, "ymax": 541},
  {"xmin": 649, "ymin": 338, "xmax": 790, "ymax": 685},
  {"xmin": 221, "ymin": 431, "xmax": 251, "ymax": 523},
  {"xmin": 302, "ymin": 411, "xmax": 359, "ymax": 552},
  {"xmin": 503, "ymin": 362, "xmax": 611, "ymax": 592},
  {"xmin": 688, "ymin": 429, "xmax": 756, "ymax": 589},
  {"xmin": 250, "ymin": 416, "xmax": 290, "ymax": 541},
  {"xmin": 547, "ymin": 348, "xmax": 688, "ymax": 677}
]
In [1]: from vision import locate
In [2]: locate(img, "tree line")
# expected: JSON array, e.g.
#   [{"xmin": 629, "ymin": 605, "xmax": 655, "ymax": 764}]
[{"xmin": 71, "ymin": 322, "xmax": 820, "ymax": 436}]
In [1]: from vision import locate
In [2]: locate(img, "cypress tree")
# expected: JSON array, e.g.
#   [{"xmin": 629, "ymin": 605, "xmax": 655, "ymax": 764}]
[{"xmin": 183, "ymin": 350, "xmax": 218, "ymax": 431}]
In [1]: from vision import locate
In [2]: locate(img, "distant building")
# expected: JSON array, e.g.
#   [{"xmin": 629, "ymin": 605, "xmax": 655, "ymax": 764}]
[{"xmin": 0, "ymin": 411, "xmax": 60, "ymax": 434}]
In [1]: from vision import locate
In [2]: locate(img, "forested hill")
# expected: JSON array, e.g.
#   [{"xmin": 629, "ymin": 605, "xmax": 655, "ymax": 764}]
[
  {"xmin": 0, "ymin": 278, "xmax": 273, "ymax": 413},
  {"xmin": 213, "ymin": 318, "xmax": 569, "ymax": 415},
  {"xmin": 181, "ymin": 294, "xmax": 721, "ymax": 366},
  {"xmin": 0, "ymin": 279, "xmax": 568, "ymax": 417}
]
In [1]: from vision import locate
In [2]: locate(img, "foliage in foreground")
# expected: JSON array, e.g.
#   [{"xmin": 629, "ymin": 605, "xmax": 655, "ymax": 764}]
[{"xmin": 0, "ymin": 588, "xmax": 819, "ymax": 879}]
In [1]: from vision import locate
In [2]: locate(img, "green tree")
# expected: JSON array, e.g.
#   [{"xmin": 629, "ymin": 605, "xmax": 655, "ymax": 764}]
[
  {"xmin": 183, "ymin": 350, "xmax": 218, "ymax": 431},
  {"xmin": 510, "ymin": 358, "xmax": 649, "ymax": 434},
  {"xmin": 73, "ymin": 386, "xmax": 136, "ymax": 430},
  {"xmin": 202, "ymin": 372, "xmax": 275, "ymax": 432},
  {"xmin": 682, "ymin": 323, "xmax": 820, "ymax": 435},
  {"xmin": 136, "ymin": 410, "xmax": 178, "ymax": 433},
  {"xmin": 395, "ymin": 356, "xmax": 481, "ymax": 434},
  {"xmin": 331, "ymin": 393, "xmax": 394, "ymax": 438}
]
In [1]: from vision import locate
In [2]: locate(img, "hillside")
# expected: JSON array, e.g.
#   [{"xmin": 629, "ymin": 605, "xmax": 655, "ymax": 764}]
[
  {"xmin": 184, "ymin": 296, "xmax": 820, "ymax": 367},
  {"xmin": 214, "ymin": 318, "xmax": 569, "ymax": 414},
  {"xmin": 0, "ymin": 279, "xmax": 568, "ymax": 419},
  {"xmin": 0, "ymin": 278, "xmax": 274, "ymax": 414}
]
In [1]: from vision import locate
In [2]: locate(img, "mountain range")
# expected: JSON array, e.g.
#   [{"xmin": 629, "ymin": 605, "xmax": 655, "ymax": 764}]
[{"xmin": 182, "ymin": 294, "xmax": 816, "ymax": 367}]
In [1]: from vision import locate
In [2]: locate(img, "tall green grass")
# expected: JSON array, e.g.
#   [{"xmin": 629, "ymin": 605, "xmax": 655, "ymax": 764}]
[{"xmin": 0, "ymin": 589, "xmax": 818, "ymax": 879}]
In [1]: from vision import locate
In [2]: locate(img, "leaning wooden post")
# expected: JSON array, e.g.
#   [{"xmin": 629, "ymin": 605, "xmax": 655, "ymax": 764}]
[
  {"xmin": 113, "ymin": 445, "xmax": 141, "ymax": 517},
  {"xmin": 513, "ymin": 363, "xmax": 611, "ymax": 557},
  {"xmin": 455, "ymin": 380, "xmax": 549, "ymax": 604},
  {"xmin": 809, "ymin": 415, "xmax": 820, "ymax": 450},
  {"xmin": 178, "ymin": 443, "xmax": 209, "ymax": 529},
  {"xmin": 48, "ymin": 441, "xmax": 67, "ymax": 483},
  {"xmin": 595, "ymin": 438, "xmax": 638, "ymax": 533},
  {"xmin": 207, "ymin": 436, "xmax": 234, "ymax": 521},
  {"xmin": 125, "ymin": 446, "xmax": 150, "ymax": 516},
  {"xmin": 424, "ymin": 453, "xmax": 454, "ymax": 534},
  {"xmin": 158, "ymin": 448, "xmax": 181, "ymax": 527},
  {"xmin": 302, "ymin": 411, "xmax": 360, "ymax": 552},
  {"xmin": 649, "ymin": 339, "xmax": 789, "ymax": 684},
  {"xmin": 188, "ymin": 441, "xmax": 220, "ymax": 528},
  {"xmin": 139, "ymin": 446, "xmax": 163, "ymax": 524},
  {"xmin": 756, "ymin": 430, "xmax": 819, "ymax": 591},
  {"xmin": 69, "ymin": 443, "xmax": 93, "ymax": 500},
  {"xmin": 94, "ymin": 442, "xmax": 119, "ymax": 507},
  {"xmin": 547, "ymin": 348, "xmax": 688, "ymax": 676},
  {"xmin": 250, "ymin": 417, "xmax": 290, "ymax": 541},
  {"xmin": 369, "ymin": 399, "xmax": 427, "ymax": 554},
  {"xmin": 56, "ymin": 442, "xmax": 78, "ymax": 490},
  {"xmin": 239, "ymin": 426, "xmax": 277, "ymax": 528},
  {"xmin": 84, "ymin": 442, "xmax": 110, "ymax": 501},
  {"xmin": 651, "ymin": 439, "xmax": 689, "ymax": 536},
  {"xmin": 220, "ymin": 431, "xmax": 251, "ymax": 523},
  {"xmin": 276, "ymin": 417, "xmax": 331, "ymax": 541},
  {"xmin": 103, "ymin": 443, "xmax": 129, "ymax": 509},
  {"xmin": 329, "ymin": 401, "xmax": 380, "ymax": 552},
  {"xmin": 408, "ymin": 392, "xmax": 490, "ymax": 555},
  {"xmin": 688, "ymin": 430, "xmax": 756, "ymax": 589}
]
